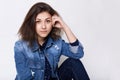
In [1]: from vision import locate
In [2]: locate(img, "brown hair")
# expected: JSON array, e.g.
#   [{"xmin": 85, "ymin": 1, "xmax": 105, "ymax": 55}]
[{"xmin": 18, "ymin": 2, "xmax": 61, "ymax": 47}]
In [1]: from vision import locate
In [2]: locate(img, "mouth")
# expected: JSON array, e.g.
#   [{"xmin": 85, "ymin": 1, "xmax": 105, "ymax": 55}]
[{"xmin": 40, "ymin": 31, "xmax": 47, "ymax": 33}]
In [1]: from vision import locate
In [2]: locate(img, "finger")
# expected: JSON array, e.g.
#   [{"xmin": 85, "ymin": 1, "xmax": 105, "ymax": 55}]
[
  {"xmin": 52, "ymin": 16, "xmax": 59, "ymax": 26},
  {"xmin": 52, "ymin": 18, "xmax": 56, "ymax": 26}
]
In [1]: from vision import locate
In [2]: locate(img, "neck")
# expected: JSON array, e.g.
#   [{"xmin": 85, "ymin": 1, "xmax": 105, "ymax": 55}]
[{"xmin": 38, "ymin": 37, "xmax": 46, "ymax": 46}]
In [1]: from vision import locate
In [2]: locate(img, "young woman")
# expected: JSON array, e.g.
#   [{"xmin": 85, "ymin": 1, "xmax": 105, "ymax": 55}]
[{"xmin": 14, "ymin": 2, "xmax": 90, "ymax": 80}]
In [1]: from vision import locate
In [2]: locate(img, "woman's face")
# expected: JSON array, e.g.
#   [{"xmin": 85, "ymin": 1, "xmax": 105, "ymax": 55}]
[{"xmin": 35, "ymin": 11, "xmax": 53, "ymax": 39}]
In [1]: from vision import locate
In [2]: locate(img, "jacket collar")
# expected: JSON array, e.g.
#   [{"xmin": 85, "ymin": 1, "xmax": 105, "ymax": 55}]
[{"xmin": 31, "ymin": 37, "xmax": 54, "ymax": 52}]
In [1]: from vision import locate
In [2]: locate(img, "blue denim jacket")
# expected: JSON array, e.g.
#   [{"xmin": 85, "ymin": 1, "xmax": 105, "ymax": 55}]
[{"xmin": 14, "ymin": 37, "xmax": 84, "ymax": 80}]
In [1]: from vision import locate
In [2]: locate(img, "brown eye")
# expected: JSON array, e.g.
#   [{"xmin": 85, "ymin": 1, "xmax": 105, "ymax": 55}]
[
  {"xmin": 35, "ymin": 20, "xmax": 41, "ymax": 24},
  {"xmin": 46, "ymin": 20, "xmax": 51, "ymax": 23},
  {"xmin": 36, "ymin": 21, "xmax": 40, "ymax": 23}
]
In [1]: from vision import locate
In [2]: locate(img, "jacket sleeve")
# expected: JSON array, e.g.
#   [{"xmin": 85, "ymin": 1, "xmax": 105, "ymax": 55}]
[
  {"xmin": 61, "ymin": 39, "xmax": 84, "ymax": 59},
  {"xmin": 14, "ymin": 41, "xmax": 33, "ymax": 80}
]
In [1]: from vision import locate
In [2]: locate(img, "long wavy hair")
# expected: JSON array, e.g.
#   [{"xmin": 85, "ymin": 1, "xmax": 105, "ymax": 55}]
[{"xmin": 18, "ymin": 2, "xmax": 61, "ymax": 47}]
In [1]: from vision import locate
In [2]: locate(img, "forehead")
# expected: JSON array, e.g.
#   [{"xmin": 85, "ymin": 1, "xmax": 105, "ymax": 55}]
[{"xmin": 36, "ymin": 11, "xmax": 52, "ymax": 20}]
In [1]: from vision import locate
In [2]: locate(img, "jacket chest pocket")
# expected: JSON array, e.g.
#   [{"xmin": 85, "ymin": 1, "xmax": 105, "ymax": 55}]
[
  {"xmin": 27, "ymin": 53, "xmax": 43, "ymax": 70},
  {"xmin": 47, "ymin": 45, "xmax": 60, "ymax": 57},
  {"xmin": 28, "ymin": 60, "xmax": 41, "ymax": 69}
]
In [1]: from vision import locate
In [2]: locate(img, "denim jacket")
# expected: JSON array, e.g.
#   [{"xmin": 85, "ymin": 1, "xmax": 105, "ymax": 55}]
[{"xmin": 14, "ymin": 37, "xmax": 84, "ymax": 80}]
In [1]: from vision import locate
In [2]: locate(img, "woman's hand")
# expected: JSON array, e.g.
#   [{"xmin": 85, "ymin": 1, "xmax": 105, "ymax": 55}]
[
  {"xmin": 52, "ymin": 15, "xmax": 77, "ymax": 43},
  {"xmin": 52, "ymin": 15, "xmax": 66, "ymax": 29}
]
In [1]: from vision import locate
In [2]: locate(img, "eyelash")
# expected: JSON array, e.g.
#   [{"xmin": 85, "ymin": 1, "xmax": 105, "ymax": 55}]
[
  {"xmin": 47, "ymin": 20, "xmax": 51, "ymax": 23},
  {"xmin": 36, "ymin": 21, "xmax": 41, "ymax": 23},
  {"xmin": 35, "ymin": 20, "xmax": 51, "ymax": 23}
]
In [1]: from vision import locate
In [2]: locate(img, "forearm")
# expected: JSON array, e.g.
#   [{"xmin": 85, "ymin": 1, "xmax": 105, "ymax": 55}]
[
  {"xmin": 52, "ymin": 15, "xmax": 77, "ymax": 43},
  {"xmin": 62, "ymin": 23, "xmax": 77, "ymax": 43}
]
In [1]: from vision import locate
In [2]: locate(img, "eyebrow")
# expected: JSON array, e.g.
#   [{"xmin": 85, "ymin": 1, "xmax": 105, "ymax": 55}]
[{"xmin": 36, "ymin": 17, "xmax": 51, "ymax": 21}]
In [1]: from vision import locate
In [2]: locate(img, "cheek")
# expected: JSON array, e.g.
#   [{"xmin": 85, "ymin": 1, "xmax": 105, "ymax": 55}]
[
  {"xmin": 35, "ymin": 25, "xmax": 40, "ymax": 33},
  {"xmin": 47, "ymin": 24, "xmax": 53, "ymax": 30}
]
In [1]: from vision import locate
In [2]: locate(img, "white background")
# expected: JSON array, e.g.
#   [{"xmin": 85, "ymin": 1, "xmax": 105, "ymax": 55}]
[{"xmin": 0, "ymin": 0, "xmax": 120, "ymax": 80}]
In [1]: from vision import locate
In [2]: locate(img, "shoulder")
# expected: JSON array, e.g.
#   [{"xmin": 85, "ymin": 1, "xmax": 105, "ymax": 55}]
[
  {"xmin": 14, "ymin": 40, "xmax": 28, "ymax": 50},
  {"xmin": 15, "ymin": 40, "xmax": 27, "ymax": 46},
  {"xmin": 52, "ymin": 38, "xmax": 67, "ymax": 48},
  {"xmin": 52, "ymin": 38, "xmax": 63, "ymax": 44}
]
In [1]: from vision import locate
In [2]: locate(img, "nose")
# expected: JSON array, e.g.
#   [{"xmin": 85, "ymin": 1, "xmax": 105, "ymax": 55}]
[{"xmin": 41, "ymin": 22, "xmax": 46, "ymax": 29}]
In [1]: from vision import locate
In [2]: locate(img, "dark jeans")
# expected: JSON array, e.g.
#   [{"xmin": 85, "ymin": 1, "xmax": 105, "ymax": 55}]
[{"xmin": 57, "ymin": 58, "xmax": 90, "ymax": 80}]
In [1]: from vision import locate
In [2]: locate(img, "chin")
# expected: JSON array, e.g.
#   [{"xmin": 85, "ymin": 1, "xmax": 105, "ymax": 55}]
[{"xmin": 40, "ymin": 34, "xmax": 48, "ymax": 38}]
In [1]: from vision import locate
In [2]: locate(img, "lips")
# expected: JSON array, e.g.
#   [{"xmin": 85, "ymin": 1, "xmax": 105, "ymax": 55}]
[{"xmin": 40, "ymin": 31, "xmax": 47, "ymax": 33}]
